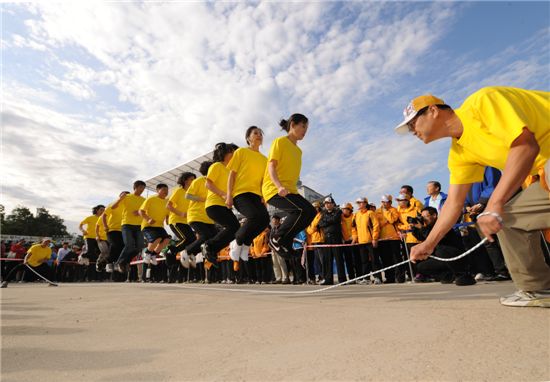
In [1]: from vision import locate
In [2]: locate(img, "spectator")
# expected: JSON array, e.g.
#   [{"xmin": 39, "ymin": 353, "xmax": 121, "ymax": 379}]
[
  {"xmin": 270, "ymin": 215, "xmax": 289, "ymax": 284},
  {"xmin": 375, "ymin": 195, "xmax": 401, "ymax": 283},
  {"xmin": 400, "ymin": 185, "xmax": 424, "ymax": 210},
  {"xmin": 352, "ymin": 197, "xmax": 381, "ymax": 284},
  {"xmin": 396, "ymin": 193, "xmax": 422, "ymax": 282},
  {"xmin": 102, "ymin": 191, "xmax": 129, "ymax": 278},
  {"xmin": 424, "ymin": 181, "xmax": 447, "ymax": 212},
  {"xmin": 306, "ymin": 202, "xmax": 324, "ymax": 284},
  {"xmin": 79, "ymin": 204, "xmax": 105, "ymax": 281},
  {"xmin": 341, "ymin": 202, "xmax": 359, "ymax": 282},
  {"xmin": 318, "ymin": 196, "xmax": 345, "ymax": 285}
]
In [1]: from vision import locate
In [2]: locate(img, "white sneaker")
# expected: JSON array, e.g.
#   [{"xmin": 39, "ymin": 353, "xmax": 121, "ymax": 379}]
[
  {"xmin": 106, "ymin": 263, "xmax": 114, "ymax": 273},
  {"xmin": 180, "ymin": 250, "xmax": 190, "ymax": 268},
  {"xmin": 226, "ymin": 279, "xmax": 234, "ymax": 284},
  {"xmin": 143, "ymin": 253, "xmax": 151, "ymax": 265},
  {"xmin": 150, "ymin": 254, "xmax": 158, "ymax": 266},
  {"xmin": 500, "ymin": 290, "xmax": 550, "ymax": 308},
  {"xmin": 241, "ymin": 245, "xmax": 250, "ymax": 261}
]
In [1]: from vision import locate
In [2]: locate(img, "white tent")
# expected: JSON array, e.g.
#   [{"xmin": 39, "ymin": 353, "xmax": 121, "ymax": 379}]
[{"xmin": 144, "ymin": 151, "xmax": 213, "ymax": 191}]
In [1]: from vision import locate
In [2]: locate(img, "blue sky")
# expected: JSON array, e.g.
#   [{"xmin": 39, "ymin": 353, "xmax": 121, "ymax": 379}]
[{"xmin": 2, "ymin": 2, "xmax": 549, "ymax": 233}]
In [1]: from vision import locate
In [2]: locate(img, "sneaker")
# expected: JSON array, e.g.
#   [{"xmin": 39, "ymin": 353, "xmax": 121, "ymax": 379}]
[
  {"xmin": 114, "ymin": 263, "xmax": 128, "ymax": 274},
  {"xmin": 268, "ymin": 236, "xmax": 282, "ymax": 253},
  {"xmin": 106, "ymin": 263, "xmax": 114, "ymax": 273},
  {"xmin": 143, "ymin": 252, "xmax": 152, "ymax": 265},
  {"xmin": 500, "ymin": 290, "xmax": 550, "ymax": 308},
  {"xmin": 233, "ymin": 261, "xmax": 240, "ymax": 272},
  {"xmin": 180, "ymin": 250, "xmax": 189, "ymax": 267},
  {"xmin": 1, "ymin": 281, "xmax": 7, "ymax": 288},
  {"xmin": 474, "ymin": 273, "xmax": 493, "ymax": 282},
  {"xmin": 454, "ymin": 273, "xmax": 476, "ymax": 286},
  {"xmin": 201, "ymin": 243, "xmax": 218, "ymax": 266},
  {"xmin": 439, "ymin": 272, "xmax": 455, "ymax": 284},
  {"xmin": 373, "ymin": 278, "xmax": 382, "ymax": 285},
  {"xmin": 150, "ymin": 254, "xmax": 158, "ymax": 266},
  {"xmin": 226, "ymin": 279, "xmax": 234, "ymax": 284},
  {"xmin": 96, "ymin": 261, "xmax": 106, "ymax": 272},
  {"xmin": 282, "ymin": 279, "xmax": 291, "ymax": 285},
  {"xmin": 489, "ymin": 273, "xmax": 512, "ymax": 282}
]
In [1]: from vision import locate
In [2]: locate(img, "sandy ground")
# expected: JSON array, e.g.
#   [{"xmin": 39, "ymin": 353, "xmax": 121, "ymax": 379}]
[{"xmin": 1, "ymin": 281, "xmax": 549, "ymax": 382}]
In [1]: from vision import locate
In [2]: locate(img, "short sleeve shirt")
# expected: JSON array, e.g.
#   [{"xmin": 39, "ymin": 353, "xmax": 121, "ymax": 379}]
[{"xmin": 262, "ymin": 136, "xmax": 302, "ymax": 202}]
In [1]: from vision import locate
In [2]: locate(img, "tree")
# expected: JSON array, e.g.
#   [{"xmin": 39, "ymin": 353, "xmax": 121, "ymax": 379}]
[{"xmin": 2, "ymin": 205, "xmax": 69, "ymax": 237}]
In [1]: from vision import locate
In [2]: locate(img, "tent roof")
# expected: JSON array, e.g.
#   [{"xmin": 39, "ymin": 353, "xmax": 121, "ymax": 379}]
[{"xmin": 144, "ymin": 151, "xmax": 213, "ymax": 191}]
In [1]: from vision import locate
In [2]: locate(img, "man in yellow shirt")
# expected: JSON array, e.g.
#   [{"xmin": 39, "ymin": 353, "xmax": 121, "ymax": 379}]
[
  {"xmin": 394, "ymin": 86, "xmax": 550, "ymax": 307},
  {"xmin": 112, "ymin": 180, "xmax": 146, "ymax": 273},
  {"xmin": 139, "ymin": 183, "xmax": 171, "ymax": 265},
  {"xmin": 79, "ymin": 204, "xmax": 105, "ymax": 280},
  {"xmin": 102, "ymin": 191, "xmax": 129, "ymax": 274},
  {"xmin": 1, "ymin": 238, "xmax": 55, "ymax": 288}
]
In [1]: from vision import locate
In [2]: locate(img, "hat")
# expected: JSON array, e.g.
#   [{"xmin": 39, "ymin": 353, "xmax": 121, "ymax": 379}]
[
  {"xmin": 394, "ymin": 94, "xmax": 445, "ymax": 135},
  {"xmin": 342, "ymin": 202, "xmax": 353, "ymax": 211},
  {"xmin": 312, "ymin": 201, "xmax": 321, "ymax": 208},
  {"xmin": 381, "ymin": 194, "xmax": 392, "ymax": 202},
  {"xmin": 355, "ymin": 197, "xmax": 368, "ymax": 203},
  {"xmin": 395, "ymin": 193, "xmax": 410, "ymax": 201},
  {"xmin": 324, "ymin": 196, "xmax": 335, "ymax": 204}
]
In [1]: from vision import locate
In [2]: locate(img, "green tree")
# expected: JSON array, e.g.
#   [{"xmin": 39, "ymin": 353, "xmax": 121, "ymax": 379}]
[{"xmin": 2, "ymin": 205, "xmax": 69, "ymax": 237}]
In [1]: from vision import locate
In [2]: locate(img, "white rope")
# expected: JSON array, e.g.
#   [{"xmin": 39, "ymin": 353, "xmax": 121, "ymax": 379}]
[
  {"xmin": 176, "ymin": 238, "xmax": 489, "ymax": 295},
  {"xmin": 25, "ymin": 264, "xmax": 58, "ymax": 286}
]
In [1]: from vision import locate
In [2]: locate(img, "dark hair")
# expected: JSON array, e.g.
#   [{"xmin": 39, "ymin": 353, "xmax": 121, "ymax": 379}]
[
  {"xmin": 279, "ymin": 113, "xmax": 308, "ymax": 132},
  {"xmin": 213, "ymin": 142, "xmax": 238, "ymax": 163},
  {"xmin": 245, "ymin": 126, "xmax": 263, "ymax": 145},
  {"xmin": 133, "ymin": 180, "xmax": 146, "ymax": 189},
  {"xmin": 92, "ymin": 205, "xmax": 105, "ymax": 215},
  {"xmin": 199, "ymin": 161, "xmax": 213, "ymax": 176},
  {"xmin": 271, "ymin": 214, "xmax": 281, "ymax": 220},
  {"xmin": 417, "ymin": 104, "xmax": 452, "ymax": 117},
  {"xmin": 177, "ymin": 172, "xmax": 196, "ymax": 187},
  {"xmin": 429, "ymin": 181, "xmax": 441, "ymax": 192},
  {"xmin": 156, "ymin": 183, "xmax": 168, "ymax": 191},
  {"xmin": 421, "ymin": 206, "xmax": 438, "ymax": 216},
  {"xmin": 401, "ymin": 185, "xmax": 414, "ymax": 195}
]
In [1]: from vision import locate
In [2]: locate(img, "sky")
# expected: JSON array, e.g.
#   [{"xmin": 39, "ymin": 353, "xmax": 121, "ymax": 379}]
[{"xmin": 2, "ymin": 2, "xmax": 549, "ymax": 234}]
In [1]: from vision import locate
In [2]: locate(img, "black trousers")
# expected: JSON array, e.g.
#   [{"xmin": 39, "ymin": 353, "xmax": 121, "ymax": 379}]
[
  {"xmin": 205, "ymin": 205, "xmax": 240, "ymax": 254},
  {"xmin": 3, "ymin": 263, "xmax": 53, "ymax": 285},
  {"xmin": 233, "ymin": 193, "xmax": 270, "ymax": 246},
  {"xmin": 377, "ymin": 240, "xmax": 401, "ymax": 283},
  {"xmin": 322, "ymin": 236, "xmax": 346, "ymax": 283},
  {"xmin": 107, "ymin": 231, "xmax": 124, "ymax": 263},
  {"xmin": 169, "ymin": 223, "xmax": 196, "ymax": 253},
  {"xmin": 416, "ymin": 244, "xmax": 470, "ymax": 277},
  {"xmin": 187, "ymin": 222, "xmax": 218, "ymax": 255},
  {"xmin": 341, "ymin": 241, "xmax": 357, "ymax": 280},
  {"xmin": 84, "ymin": 238, "xmax": 99, "ymax": 281},
  {"xmin": 267, "ymin": 194, "xmax": 316, "ymax": 249}
]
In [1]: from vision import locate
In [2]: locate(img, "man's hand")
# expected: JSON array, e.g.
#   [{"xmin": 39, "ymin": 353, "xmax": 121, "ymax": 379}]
[
  {"xmin": 225, "ymin": 195, "xmax": 233, "ymax": 209},
  {"xmin": 476, "ymin": 205, "xmax": 504, "ymax": 242},
  {"xmin": 148, "ymin": 218, "xmax": 156, "ymax": 225},
  {"xmin": 372, "ymin": 239, "xmax": 378, "ymax": 248},
  {"xmin": 277, "ymin": 186, "xmax": 289, "ymax": 197},
  {"xmin": 409, "ymin": 241, "xmax": 436, "ymax": 263}
]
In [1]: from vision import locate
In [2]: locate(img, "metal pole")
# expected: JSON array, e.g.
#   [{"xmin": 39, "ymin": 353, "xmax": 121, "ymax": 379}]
[{"xmin": 401, "ymin": 237, "xmax": 415, "ymax": 283}]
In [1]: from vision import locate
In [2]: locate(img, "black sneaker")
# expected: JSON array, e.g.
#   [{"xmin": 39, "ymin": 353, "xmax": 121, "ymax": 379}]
[
  {"xmin": 489, "ymin": 273, "xmax": 512, "ymax": 282},
  {"xmin": 268, "ymin": 236, "xmax": 282, "ymax": 253},
  {"xmin": 201, "ymin": 243, "xmax": 218, "ymax": 268},
  {"xmin": 1, "ymin": 281, "xmax": 8, "ymax": 288},
  {"xmin": 455, "ymin": 273, "xmax": 476, "ymax": 286}
]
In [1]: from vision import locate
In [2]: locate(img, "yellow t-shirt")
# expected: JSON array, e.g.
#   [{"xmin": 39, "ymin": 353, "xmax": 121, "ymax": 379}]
[
  {"xmin": 205, "ymin": 162, "xmax": 229, "ymax": 208},
  {"xmin": 450, "ymin": 87, "xmax": 550, "ymax": 184},
  {"xmin": 168, "ymin": 187, "xmax": 191, "ymax": 225},
  {"xmin": 80, "ymin": 215, "xmax": 99, "ymax": 239},
  {"xmin": 227, "ymin": 147, "xmax": 268, "ymax": 198},
  {"xmin": 262, "ymin": 136, "xmax": 302, "ymax": 202},
  {"xmin": 118, "ymin": 194, "xmax": 145, "ymax": 226},
  {"xmin": 139, "ymin": 195, "xmax": 168, "ymax": 229},
  {"xmin": 95, "ymin": 219, "xmax": 107, "ymax": 241},
  {"xmin": 186, "ymin": 176, "xmax": 214, "ymax": 224},
  {"xmin": 103, "ymin": 204, "xmax": 123, "ymax": 232},
  {"xmin": 26, "ymin": 244, "xmax": 52, "ymax": 267}
]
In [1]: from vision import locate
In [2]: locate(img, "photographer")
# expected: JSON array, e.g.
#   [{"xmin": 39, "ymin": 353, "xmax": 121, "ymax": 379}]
[{"xmin": 411, "ymin": 207, "xmax": 476, "ymax": 286}]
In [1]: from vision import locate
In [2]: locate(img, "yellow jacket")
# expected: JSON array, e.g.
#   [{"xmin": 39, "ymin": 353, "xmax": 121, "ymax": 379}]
[
  {"xmin": 397, "ymin": 204, "xmax": 422, "ymax": 244},
  {"xmin": 306, "ymin": 212, "xmax": 324, "ymax": 243},
  {"xmin": 251, "ymin": 230, "xmax": 270, "ymax": 258},
  {"xmin": 410, "ymin": 197, "xmax": 424, "ymax": 210},
  {"xmin": 341, "ymin": 214, "xmax": 354, "ymax": 242},
  {"xmin": 352, "ymin": 209, "xmax": 380, "ymax": 244},
  {"xmin": 375, "ymin": 207, "xmax": 400, "ymax": 240}
]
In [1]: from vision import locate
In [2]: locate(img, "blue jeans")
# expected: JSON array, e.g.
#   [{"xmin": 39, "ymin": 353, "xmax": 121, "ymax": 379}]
[{"xmin": 117, "ymin": 224, "xmax": 144, "ymax": 265}]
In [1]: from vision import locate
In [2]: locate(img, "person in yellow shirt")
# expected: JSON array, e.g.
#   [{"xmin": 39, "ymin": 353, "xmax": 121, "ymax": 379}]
[
  {"xmin": 262, "ymin": 114, "xmax": 317, "ymax": 257},
  {"xmin": 185, "ymin": 161, "xmax": 217, "ymax": 266},
  {"xmin": 111, "ymin": 180, "xmax": 146, "ymax": 273},
  {"xmin": 396, "ymin": 193, "xmax": 422, "ymax": 282},
  {"xmin": 203, "ymin": 143, "xmax": 240, "ymax": 268},
  {"xmin": 306, "ymin": 202, "xmax": 323, "ymax": 284},
  {"xmin": 352, "ymin": 197, "xmax": 381, "ymax": 284},
  {"xmin": 376, "ymin": 195, "xmax": 402, "ymax": 283},
  {"xmin": 94, "ymin": 209, "xmax": 110, "ymax": 273},
  {"xmin": 79, "ymin": 204, "xmax": 105, "ymax": 280},
  {"xmin": 226, "ymin": 126, "xmax": 270, "ymax": 260},
  {"xmin": 102, "ymin": 191, "xmax": 129, "ymax": 274},
  {"xmin": 394, "ymin": 87, "xmax": 550, "ymax": 307},
  {"xmin": 139, "ymin": 183, "xmax": 171, "ymax": 264},
  {"xmin": 399, "ymin": 185, "xmax": 424, "ymax": 211},
  {"xmin": 1, "ymin": 238, "xmax": 54, "ymax": 288},
  {"xmin": 166, "ymin": 172, "xmax": 197, "ymax": 274},
  {"xmin": 341, "ymin": 202, "xmax": 359, "ymax": 283}
]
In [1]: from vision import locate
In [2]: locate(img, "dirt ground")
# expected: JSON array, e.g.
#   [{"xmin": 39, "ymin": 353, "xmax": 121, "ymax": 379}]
[{"xmin": 1, "ymin": 281, "xmax": 549, "ymax": 382}]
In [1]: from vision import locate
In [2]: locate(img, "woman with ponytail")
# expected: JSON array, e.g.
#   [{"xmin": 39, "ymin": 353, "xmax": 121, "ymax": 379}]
[{"xmin": 262, "ymin": 114, "xmax": 316, "ymax": 257}]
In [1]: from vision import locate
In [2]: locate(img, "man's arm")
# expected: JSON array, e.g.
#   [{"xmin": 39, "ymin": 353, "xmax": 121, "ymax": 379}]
[
  {"xmin": 410, "ymin": 183, "xmax": 471, "ymax": 261},
  {"xmin": 478, "ymin": 127, "xmax": 540, "ymax": 239}
]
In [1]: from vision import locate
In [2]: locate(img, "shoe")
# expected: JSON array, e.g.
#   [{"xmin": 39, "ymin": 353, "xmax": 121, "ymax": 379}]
[
  {"xmin": 268, "ymin": 236, "xmax": 282, "ymax": 253},
  {"xmin": 96, "ymin": 261, "xmax": 106, "ymax": 272},
  {"xmin": 226, "ymin": 279, "xmax": 234, "ymax": 284},
  {"xmin": 233, "ymin": 261, "xmax": 240, "ymax": 272},
  {"xmin": 106, "ymin": 263, "xmax": 114, "ymax": 273},
  {"xmin": 455, "ymin": 273, "xmax": 477, "ymax": 286},
  {"xmin": 489, "ymin": 273, "xmax": 512, "ymax": 281},
  {"xmin": 180, "ymin": 250, "xmax": 189, "ymax": 267},
  {"xmin": 1, "ymin": 281, "xmax": 7, "ymax": 288},
  {"xmin": 201, "ymin": 243, "xmax": 218, "ymax": 266},
  {"xmin": 150, "ymin": 254, "xmax": 158, "ymax": 266},
  {"xmin": 114, "ymin": 263, "xmax": 128, "ymax": 274},
  {"xmin": 500, "ymin": 290, "xmax": 550, "ymax": 307},
  {"xmin": 474, "ymin": 273, "xmax": 493, "ymax": 282},
  {"xmin": 439, "ymin": 272, "xmax": 455, "ymax": 284},
  {"xmin": 319, "ymin": 280, "xmax": 333, "ymax": 286},
  {"xmin": 282, "ymin": 279, "xmax": 291, "ymax": 285},
  {"xmin": 373, "ymin": 278, "xmax": 382, "ymax": 285}
]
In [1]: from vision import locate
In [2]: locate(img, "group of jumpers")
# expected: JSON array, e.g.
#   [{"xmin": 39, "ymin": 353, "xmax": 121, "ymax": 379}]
[{"xmin": 3, "ymin": 86, "xmax": 550, "ymax": 308}]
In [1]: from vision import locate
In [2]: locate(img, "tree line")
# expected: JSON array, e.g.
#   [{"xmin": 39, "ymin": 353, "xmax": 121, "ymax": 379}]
[{"xmin": 0, "ymin": 205, "xmax": 69, "ymax": 237}]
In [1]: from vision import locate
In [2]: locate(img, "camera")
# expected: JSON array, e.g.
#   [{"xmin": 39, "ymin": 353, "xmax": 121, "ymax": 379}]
[{"xmin": 407, "ymin": 213, "xmax": 424, "ymax": 225}]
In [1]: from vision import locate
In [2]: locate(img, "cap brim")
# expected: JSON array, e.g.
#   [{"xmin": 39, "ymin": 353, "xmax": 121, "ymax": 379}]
[{"xmin": 394, "ymin": 112, "xmax": 416, "ymax": 135}]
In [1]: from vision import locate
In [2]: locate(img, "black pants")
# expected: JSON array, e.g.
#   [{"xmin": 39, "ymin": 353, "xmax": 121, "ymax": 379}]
[
  {"xmin": 169, "ymin": 223, "xmax": 196, "ymax": 253},
  {"xmin": 416, "ymin": 244, "xmax": 470, "ymax": 278},
  {"xmin": 357, "ymin": 244, "xmax": 373, "ymax": 277},
  {"xmin": 84, "ymin": 238, "xmax": 99, "ymax": 281},
  {"xmin": 305, "ymin": 250, "xmax": 316, "ymax": 281},
  {"xmin": 267, "ymin": 194, "xmax": 316, "ymax": 249},
  {"xmin": 323, "ymin": 236, "xmax": 346, "ymax": 283},
  {"xmin": 187, "ymin": 222, "xmax": 218, "ymax": 255},
  {"xmin": 341, "ymin": 241, "xmax": 357, "ymax": 280},
  {"xmin": 377, "ymin": 240, "xmax": 401, "ymax": 283},
  {"xmin": 3, "ymin": 263, "xmax": 53, "ymax": 285},
  {"xmin": 205, "ymin": 205, "xmax": 240, "ymax": 254},
  {"xmin": 233, "ymin": 193, "xmax": 270, "ymax": 246},
  {"xmin": 107, "ymin": 231, "xmax": 124, "ymax": 263}
]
